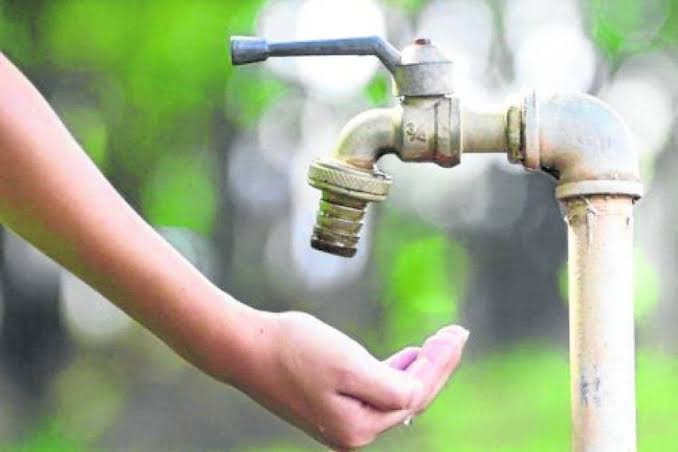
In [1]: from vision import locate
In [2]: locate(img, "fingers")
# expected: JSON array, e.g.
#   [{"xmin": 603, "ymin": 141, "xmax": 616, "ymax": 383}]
[
  {"xmin": 329, "ymin": 395, "xmax": 413, "ymax": 451},
  {"xmin": 384, "ymin": 346, "xmax": 420, "ymax": 370},
  {"xmin": 406, "ymin": 325, "xmax": 469, "ymax": 412},
  {"xmin": 338, "ymin": 357, "xmax": 422, "ymax": 411},
  {"xmin": 327, "ymin": 327, "xmax": 468, "ymax": 450},
  {"xmin": 337, "ymin": 326, "xmax": 467, "ymax": 412}
]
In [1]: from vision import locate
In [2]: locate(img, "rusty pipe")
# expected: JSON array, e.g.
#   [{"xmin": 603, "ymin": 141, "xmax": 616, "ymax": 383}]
[
  {"xmin": 519, "ymin": 92, "xmax": 642, "ymax": 451},
  {"xmin": 564, "ymin": 196, "xmax": 636, "ymax": 452}
]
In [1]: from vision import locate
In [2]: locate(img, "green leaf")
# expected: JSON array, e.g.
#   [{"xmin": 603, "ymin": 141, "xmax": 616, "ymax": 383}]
[{"xmin": 141, "ymin": 152, "xmax": 218, "ymax": 235}]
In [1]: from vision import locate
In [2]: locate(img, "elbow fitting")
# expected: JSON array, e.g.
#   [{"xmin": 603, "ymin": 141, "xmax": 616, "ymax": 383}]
[
  {"xmin": 307, "ymin": 108, "xmax": 399, "ymax": 257},
  {"xmin": 519, "ymin": 92, "xmax": 643, "ymax": 200}
]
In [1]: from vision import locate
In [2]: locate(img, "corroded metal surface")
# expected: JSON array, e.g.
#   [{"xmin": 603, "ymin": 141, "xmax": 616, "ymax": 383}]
[
  {"xmin": 393, "ymin": 37, "xmax": 454, "ymax": 96},
  {"xmin": 521, "ymin": 92, "xmax": 642, "ymax": 200},
  {"xmin": 564, "ymin": 196, "xmax": 637, "ymax": 452},
  {"xmin": 506, "ymin": 102, "xmax": 522, "ymax": 163},
  {"xmin": 307, "ymin": 160, "xmax": 391, "ymax": 201},
  {"xmin": 461, "ymin": 106, "xmax": 508, "ymax": 153},
  {"xmin": 307, "ymin": 160, "xmax": 391, "ymax": 257},
  {"xmin": 399, "ymin": 96, "xmax": 461, "ymax": 167}
]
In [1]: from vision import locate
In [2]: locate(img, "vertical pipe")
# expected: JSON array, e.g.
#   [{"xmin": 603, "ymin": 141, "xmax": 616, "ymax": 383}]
[{"xmin": 564, "ymin": 195, "xmax": 636, "ymax": 452}]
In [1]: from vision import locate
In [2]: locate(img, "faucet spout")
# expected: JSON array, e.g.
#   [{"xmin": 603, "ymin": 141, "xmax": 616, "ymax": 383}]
[
  {"xmin": 332, "ymin": 107, "xmax": 402, "ymax": 169},
  {"xmin": 307, "ymin": 107, "xmax": 401, "ymax": 257}
]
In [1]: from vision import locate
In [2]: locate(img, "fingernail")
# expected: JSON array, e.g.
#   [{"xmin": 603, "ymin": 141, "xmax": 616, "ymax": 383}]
[
  {"xmin": 438, "ymin": 325, "xmax": 470, "ymax": 344},
  {"xmin": 459, "ymin": 327, "xmax": 470, "ymax": 344}
]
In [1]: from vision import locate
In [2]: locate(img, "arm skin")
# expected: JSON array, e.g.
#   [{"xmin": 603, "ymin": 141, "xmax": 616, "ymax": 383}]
[{"xmin": 0, "ymin": 52, "xmax": 469, "ymax": 451}]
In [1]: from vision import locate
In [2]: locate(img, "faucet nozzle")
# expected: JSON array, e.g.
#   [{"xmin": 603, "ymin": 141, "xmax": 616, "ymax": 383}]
[{"xmin": 307, "ymin": 159, "xmax": 391, "ymax": 257}]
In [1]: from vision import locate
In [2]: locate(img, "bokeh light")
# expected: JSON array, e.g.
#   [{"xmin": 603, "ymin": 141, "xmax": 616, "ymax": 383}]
[
  {"xmin": 514, "ymin": 25, "xmax": 597, "ymax": 94},
  {"xmin": 504, "ymin": 0, "xmax": 583, "ymax": 52},
  {"xmin": 417, "ymin": 0, "xmax": 496, "ymax": 101},
  {"xmin": 599, "ymin": 52, "xmax": 677, "ymax": 183},
  {"xmin": 294, "ymin": 0, "xmax": 386, "ymax": 97},
  {"xmin": 2, "ymin": 230, "xmax": 60, "ymax": 299},
  {"xmin": 257, "ymin": 0, "xmax": 303, "ymax": 80},
  {"xmin": 141, "ymin": 152, "xmax": 218, "ymax": 236},
  {"xmin": 228, "ymin": 135, "xmax": 290, "ymax": 219},
  {"xmin": 601, "ymin": 76, "xmax": 672, "ymax": 158},
  {"xmin": 61, "ymin": 271, "xmax": 132, "ymax": 344}
]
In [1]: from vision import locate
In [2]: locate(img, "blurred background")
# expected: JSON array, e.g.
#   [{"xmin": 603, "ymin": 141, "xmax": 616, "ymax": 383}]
[{"xmin": 0, "ymin": 0, "xmax": 677, "ymax": 450}]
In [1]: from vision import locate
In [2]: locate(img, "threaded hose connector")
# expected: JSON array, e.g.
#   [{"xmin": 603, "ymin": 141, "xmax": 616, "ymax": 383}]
[{"xmin": 307, "ymin": 159, "xmax": 391, "ymax": 257}]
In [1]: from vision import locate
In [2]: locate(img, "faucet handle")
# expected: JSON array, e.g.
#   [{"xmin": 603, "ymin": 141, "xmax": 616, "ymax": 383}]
[
  {"xmin": 230, "ymin": 35, "xmax": 401, "ymax": 73},
  {"xmin": 230, "ymin": 35, "xmax": 455, "ymax": 97}
]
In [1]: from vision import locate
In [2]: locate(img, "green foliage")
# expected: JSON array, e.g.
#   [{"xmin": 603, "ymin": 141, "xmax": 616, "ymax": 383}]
[
  {"xmin": 636, "ymin": 351, "xmax": 678, "ymax": 451},
  {"xmin": 23, "ymin": 0, "xmax": 280, "ymax": 234},
  {"xmin": 140, "ymin": 152, "xmax": 218, "ymax": 235},
  {"xmin": 0, "ymin": 4, "xmax": 34, "ymax": 65},
  {"xmin": 364, "ymin": 73, "xmax": 390, "ymax": 106},
  {"xmin": 381, "ymin": 0, "xmax": 427, "ymax": 14},
  {"xmin": 225, "ymin": 69, "xmax": 289, "ymax": 128},
  {"xmin": 1, "ymin": 422, "xmax": 84, "ymax": 452},
  {"xmin": 228, "ymin": 347, "xmax": 678, "ymax": 451},
  {"xmin": 658, "ymin": 1, "xmax": 678, "ymax": 45},
  {"xmin": 58, "ymin": 104, "xmax": 109, "ymax": 170},
  {"xmin": 590, "ymin": 0, "xmax": 675, "ymax": 59},
  {"xmin": 10, "ymin": 0, "xmax": 270, "ymax": 237},
  {"xmin": 377, "ymin": 211, "xmax": 467, "ymax": 349},
  {"xmin": 234, "ymin": 444, "xmax": 314, "ymax": 452},
  {"xmin": 52, "ymin": 357, "xmax": 127, "ymax": 445},
  {"xmin": 414, "ymin": 346, "xmax": 570, "ymax": 451},
  {"xmin": 635, "ymin": 248, "xmax": 660, "ymax": 324}
]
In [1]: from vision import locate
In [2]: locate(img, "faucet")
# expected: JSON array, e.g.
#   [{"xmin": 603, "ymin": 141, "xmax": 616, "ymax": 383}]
[{"xmin": 231, "ymin": 34, "xmax": 643, "ymax": 452}]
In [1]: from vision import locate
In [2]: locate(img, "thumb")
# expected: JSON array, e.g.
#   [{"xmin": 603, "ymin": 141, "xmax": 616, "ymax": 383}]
[{"xmin": 407, "ymin": 325, "xmax": 469, "ymax": 412}]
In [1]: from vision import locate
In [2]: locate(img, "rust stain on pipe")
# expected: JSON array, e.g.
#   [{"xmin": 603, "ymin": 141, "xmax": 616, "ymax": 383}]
[{"xmin": 564, "ymin": 195, "xmax": 636, "ymax": 452}]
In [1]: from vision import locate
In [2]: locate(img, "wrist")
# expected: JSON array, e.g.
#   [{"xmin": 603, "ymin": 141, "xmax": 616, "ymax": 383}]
[{"xmin": 197, "ymin": 295, "xmax": 278, "ymax": 387}]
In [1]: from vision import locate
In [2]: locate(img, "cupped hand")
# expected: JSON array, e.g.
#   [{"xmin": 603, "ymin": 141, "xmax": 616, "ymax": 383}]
[{"xmin": 235, "ymin": 311, "xmax": 469, "ymax": 451}]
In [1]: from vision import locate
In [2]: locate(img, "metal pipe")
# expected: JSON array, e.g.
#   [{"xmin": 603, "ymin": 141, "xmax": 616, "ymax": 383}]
[
  {"xmin": 564, "ymin": 195, "xmax": 636, "ymax": 452},
  {"xmin": 521, "ymin": 92, "xmax": 643, "ymax": 200},
  {"xmin": 461, "ymin": 106, "xmax": 507, "ymax": 153},
  {"xmin": 520, "ymin": 92, "xmax": 642, "ymax": 451}
]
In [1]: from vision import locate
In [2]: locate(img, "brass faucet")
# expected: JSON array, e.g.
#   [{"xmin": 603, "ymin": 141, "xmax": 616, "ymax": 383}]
[
  {"xmin": 230, "ymin": 34, "xmax": 642, "ymax": 257},
  {"xmin": 231, "ymin": 35, "xmax": 514, "ymax": 257}
]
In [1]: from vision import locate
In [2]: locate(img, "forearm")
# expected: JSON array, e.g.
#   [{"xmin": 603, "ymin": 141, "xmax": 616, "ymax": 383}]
[
  {"xmin": 0, "ymin": 52, "xmax": 470, "ymax": 452},
  {"xmin": 0, "ymin": 52, "xmax": 263, "ymax": 380}
]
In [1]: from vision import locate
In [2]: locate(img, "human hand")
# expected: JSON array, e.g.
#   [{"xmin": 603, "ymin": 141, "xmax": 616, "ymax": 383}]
[{"xmin": 230, "ymin": 311, "xmax": 469, "ymax": 451}]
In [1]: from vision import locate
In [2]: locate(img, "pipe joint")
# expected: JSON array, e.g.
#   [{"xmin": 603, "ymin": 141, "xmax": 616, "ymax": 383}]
[{"xmin": 519, "ymin": 92, "xmax": 643, "ymax": 200}]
